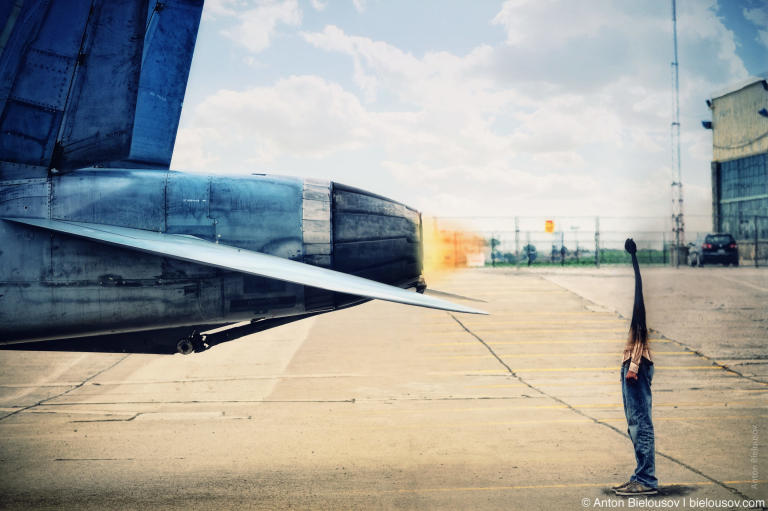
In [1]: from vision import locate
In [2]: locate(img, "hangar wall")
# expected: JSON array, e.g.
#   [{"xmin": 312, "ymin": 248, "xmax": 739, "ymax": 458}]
[{"xmin": 708, "ymin": 76, "xmax": 768, "ymax": 260}]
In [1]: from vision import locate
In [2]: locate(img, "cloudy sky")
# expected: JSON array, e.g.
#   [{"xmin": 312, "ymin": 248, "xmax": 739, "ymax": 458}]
[{"xmin": 171, "ymin": 0, "xmax": 768, "ymax": 225}]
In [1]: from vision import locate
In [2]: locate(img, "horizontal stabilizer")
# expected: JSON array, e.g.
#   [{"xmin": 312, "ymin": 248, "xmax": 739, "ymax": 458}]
[{"xmin": 4, "ymin": 217, "xmax": 487, "ymax": 315}]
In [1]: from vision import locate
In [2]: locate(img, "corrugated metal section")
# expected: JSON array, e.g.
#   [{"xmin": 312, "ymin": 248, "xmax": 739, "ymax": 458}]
[{"xmin": 331, "ymin": 183, "xmax": 422, "ymax": 287}]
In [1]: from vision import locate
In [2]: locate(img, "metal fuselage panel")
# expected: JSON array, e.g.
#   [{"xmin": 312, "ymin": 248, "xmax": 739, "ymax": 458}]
[{"xmin": 0, "ymin": 169, "xmax": 310, "ymax": 343}]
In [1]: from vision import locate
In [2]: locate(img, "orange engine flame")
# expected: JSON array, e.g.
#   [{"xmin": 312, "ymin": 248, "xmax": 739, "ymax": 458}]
[{"xmin": 422, "ymin": 217, "xmax": 487, "ymax": 281}]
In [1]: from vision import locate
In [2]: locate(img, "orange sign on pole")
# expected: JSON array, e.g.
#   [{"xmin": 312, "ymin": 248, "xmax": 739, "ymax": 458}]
[{"xmin": 545, "ymin": 220, "xmax": 555, "ymax": 233}]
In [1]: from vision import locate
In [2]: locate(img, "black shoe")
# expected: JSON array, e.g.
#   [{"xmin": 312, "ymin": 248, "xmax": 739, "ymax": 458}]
[
  {"xmin": 611, "ymin": 480, "xmax": 632, "ymax": 491},
  {"xmin": 614, "ymin": 481, "xmax": 658, "ymax": 496}
]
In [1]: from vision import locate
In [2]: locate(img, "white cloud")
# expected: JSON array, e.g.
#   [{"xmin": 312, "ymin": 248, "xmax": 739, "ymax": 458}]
[
  {"xmin": 309, "ymin": 0, "xmax": 326, "ymax": 11},
  {"xmin": 174, "ymin": 76, "xmax": 371, "ymax": 171},
  {"xmin": 743, "ymin": 6, "xmax": 768, "ymax": 49},
  {"xmin": 759, "ymin": 30, "xmax": 768, "ymax": 48},
  {"xmin": 172, "ymin": 127, "xmax": 221, "ymax": 171},
  {"xmin": 303, "ymin": 25, "xmax": 504, "ymax": 112},
  {"xmin": 176, "ymin": 1, "xmax": 750, "ymax": 220},
  {"xmin": 221, "ymin": 0, "xmax": 301, "ymax": 53},
  {"xmin": 744, "ymin": 6, "xmax": 768, "ymax": 26},
  {"xmin": 352, "ymin": 0, "xmax": 366, "ymax": 13},
  {"xmin": 492, "ymin": 0, "xmax": 628, "ymax": 47}
]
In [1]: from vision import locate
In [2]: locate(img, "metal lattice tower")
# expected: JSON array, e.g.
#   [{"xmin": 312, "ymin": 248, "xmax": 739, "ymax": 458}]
[{"xmin": 670, "ymin": 0, "xmax": 685, "ymax": 266}]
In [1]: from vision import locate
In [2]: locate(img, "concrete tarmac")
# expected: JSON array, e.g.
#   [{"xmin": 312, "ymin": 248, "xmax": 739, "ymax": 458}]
[{"xmin": 0, "ymin": 267, "xmax": 765, "ymax": 510}]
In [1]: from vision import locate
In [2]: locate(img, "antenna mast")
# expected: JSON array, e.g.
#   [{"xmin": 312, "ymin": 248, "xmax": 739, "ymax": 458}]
[{"xmin": 670, "ymin": 0, "xmax": 684, "ymax": 266}]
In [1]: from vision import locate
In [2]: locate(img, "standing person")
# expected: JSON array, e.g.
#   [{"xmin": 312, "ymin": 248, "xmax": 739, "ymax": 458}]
[{"xmin": 613, "ymin": 238, "xmax": 659, "ymax": 496}]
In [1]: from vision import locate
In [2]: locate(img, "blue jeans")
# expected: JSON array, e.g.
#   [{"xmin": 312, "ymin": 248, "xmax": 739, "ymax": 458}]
[{"xmin": 621, "ymin": 359, "xmax": 658, "ymax": 488}]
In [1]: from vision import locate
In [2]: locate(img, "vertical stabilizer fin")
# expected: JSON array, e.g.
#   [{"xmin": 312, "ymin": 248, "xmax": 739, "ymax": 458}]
[
  {"xmin": 109, "ymin": 0, "xmax": 204, "ymax": 169},
  {"xmin": 52, "ymin": 0, "xmax": 148, "ymax": 171},
  {"xmin": 0, "ymin": 1, "xmax": 94, "ymax": 178},
  {"xmin": 0, "ymin": 0, "xmax": 202, "ymax": 178}
]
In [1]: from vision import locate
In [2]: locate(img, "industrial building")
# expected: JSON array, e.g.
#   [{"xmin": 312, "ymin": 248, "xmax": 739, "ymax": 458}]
[{"xmin": 707, "ymin": 74, "xmax": 768, "ymax": 263}]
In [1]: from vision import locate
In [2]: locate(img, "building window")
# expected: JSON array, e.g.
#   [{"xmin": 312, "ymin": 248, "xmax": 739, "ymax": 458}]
[{"xmin": 718, "ymin": 153, "xmax": 768, "ymax": 239}]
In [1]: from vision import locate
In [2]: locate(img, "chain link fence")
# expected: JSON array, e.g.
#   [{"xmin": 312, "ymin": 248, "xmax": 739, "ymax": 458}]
[{"xmin": 425, "ymin": 214, "xmax": 768, "ymax": 268}]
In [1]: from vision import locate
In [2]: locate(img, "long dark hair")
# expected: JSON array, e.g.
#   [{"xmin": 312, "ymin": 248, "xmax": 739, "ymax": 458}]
[{"xmin": 624, "ymin": 238, "xmax": 647, "ymax": 346}]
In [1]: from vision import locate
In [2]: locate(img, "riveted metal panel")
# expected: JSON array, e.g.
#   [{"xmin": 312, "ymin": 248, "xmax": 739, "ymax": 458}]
[
  {"xmin": 11, "ymin": 49, "xmax": 73, "ymax": 109},
  {"xmin": 166, "ymin": 171, "xmax": 215, "ymax": 240},
  {"xmin": 210, "ymin": 174, "xmax": 303, "ymax": 258},
  {"xmin": 0, "ymin": 219, "xmax": 51, "ymax": 283},
  {"xmin": 0, "ymin": 100, "xmax": 59, "ymax": 165},
  {"xmin": 54, "ymin": 1, "xmax": 148, "ymax": 170},
  {"xmin": 0, "ymin": 1, "xmax": 102, "ymax": 174},
  {"xmin": 51, "ymin": 168, "xmax": 166, "ymax": 231},
  {"xmin": 0, "ymin": 179, "xmax": 52, "ymax": 285},
  {"xmin": 0, "ymin": 278, "xmax": 225, "ymax": 343},
  {"xmin": 0, "ymin": 162, "xmax": 48, "ymax": 180},
  {"xmin": 0, "ymin": 178, "xmax": 49, "ymax": 218}
]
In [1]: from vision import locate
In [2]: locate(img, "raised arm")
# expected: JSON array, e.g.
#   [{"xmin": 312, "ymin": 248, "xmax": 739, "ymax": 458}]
[{"xmin": 624, "ymin": 238, "xmax": 648, "ymax": 379}]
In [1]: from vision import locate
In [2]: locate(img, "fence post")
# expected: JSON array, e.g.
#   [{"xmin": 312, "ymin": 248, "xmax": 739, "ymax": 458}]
[
  {"xmin": 560, "ymin": 231, "xmax": 565, "ymax": 266},
  {"xmin": 527, "ymin": 231, "xmax": 532, "ymax": 267},
  {"xmin": 575, "ymin": 229, "xmax": 580, "ymax": 263},
  {"xmin": 594, "ymin": 217, "xmax": 600, "ymax": 268},
  {"xmin": 515, "ymin": 216, "xmax": 520, "ymax": 270}
]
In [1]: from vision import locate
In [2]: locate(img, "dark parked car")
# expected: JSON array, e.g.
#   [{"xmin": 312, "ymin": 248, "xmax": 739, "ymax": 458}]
[{"xmin": 687, "ymin": 233, "xmax": 739, "ymax": 267}]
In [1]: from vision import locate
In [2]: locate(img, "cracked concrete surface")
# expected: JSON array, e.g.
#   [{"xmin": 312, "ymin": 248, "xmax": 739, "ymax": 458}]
[
  {"xmin": 0, "ymin": 268, "xmax": 765, "ymax": 510},
  {"xmin": 539, "ymin": 266, "xmax": 768, "ymax": 382}
]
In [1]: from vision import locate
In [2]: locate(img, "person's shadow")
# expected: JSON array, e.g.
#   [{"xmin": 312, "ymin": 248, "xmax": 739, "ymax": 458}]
[{"xmin": 658, "ymin": 485, "xmax": 698, "ymax": 497}]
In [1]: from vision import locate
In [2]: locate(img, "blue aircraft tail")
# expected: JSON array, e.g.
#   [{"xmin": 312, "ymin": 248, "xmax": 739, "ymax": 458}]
[{"xmin": 0, "ymin": 0, "xmax": 203, "ymax": 179}]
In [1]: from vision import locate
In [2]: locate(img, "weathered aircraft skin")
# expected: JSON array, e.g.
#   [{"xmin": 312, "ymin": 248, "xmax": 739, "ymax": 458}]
[
  {"xmin": 2, "ymin": 170, "xmax": 300, "ymax": 341},
  {"xmin": 0, "ymin": 169, "xmax": 430, "ymax": 348},
  {"xmin": 0, "ymin": 1, "xmax": 483, "ymax": 355}
]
